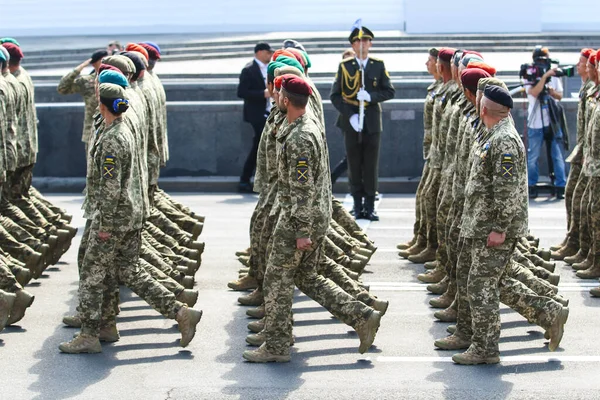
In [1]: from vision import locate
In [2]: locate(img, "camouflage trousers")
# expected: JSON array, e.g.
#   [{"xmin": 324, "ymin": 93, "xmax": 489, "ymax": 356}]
[
  {"xmin": 505, "ymin": 259, "xmax": 556, "ymax": 298},
  {"xmin": 331, "ymin": 197, "xmax": 363, "ymax": 239},
  {"xmin": 565, "ymin": 172, "xmax": 588, "ymax": 249},
  {"xmin": 155, "ymin": 189, "xmax": 195, "ymax": 218},
  {"xmin": 248, "ymin": 202, "xmax": 277, "ymax": 287},
  {"xmin": 455, "ymin": 238, "xmax": 562, "ymax": 357},
  {"xmin": 0, "ymin": 197, "xmax": 49, "ymax": 240},
  {"xmin": 317, "ymin": 254, "xmax": 372, "ymax": 305},
  {"xmin": 412, "ymin": 162, "xmax": 431, "ymax": 245},
  {"xmin": 588, "ymin": 177, "xmax": 600, "ymax": 257},
  {"xmin": 327, "ymin": 226, "xmax": 357, "ymax": 255},
  {"xmin": 323, "ymin": 236, "xmax": 351, "ymax": 267},
  {"xmin": 152, "ymin": 195, "xmax": 198, "ymax": 233},
  {"xmin": 148, "ymin": 208, "xmax": 193, "ymax": 245},
  {"xmin": 263, "ymin": 215, "xmax": 372, "ymax": 355},
  {"xmin": 6, "ymin": 165, "xmax": 33, "ymax": 199},
  {"xmin": 435, "ymin": 176, "xmax": 454, "ymax": 270},
  {"xmin": 0, "ymin": 222, "xmax": 36, "ymax": 263},
  {"xmin": 422, "ymin": 167, "xmax": 441, "ymax": 249},
  {"xmin": 30, "ymin": 186, "xmax": 67, "ymax": 216},
  {"xmin": 0, "ymin": 261, "xmax": 22, "ymax": 293},
  {"xmin": 140, "ymin": 258, "xmax": 185, "ymax": 296},
  {"xmin": 512, "ymin": 249, "xmax": 552, "ymax": 281},
  {"xmin": 565, "ymin": 162, "xmax": 582, "ymax": 235},
  {"xmin": 579, "ymin": 178, "xmax": 593, "ymax": 253}
]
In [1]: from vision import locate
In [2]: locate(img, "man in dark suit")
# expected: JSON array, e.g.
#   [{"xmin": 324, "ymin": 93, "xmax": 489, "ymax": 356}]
[
  {"xmin": 237, "ymin": 42, "xmax": 273, "ymax": 192},
  {"xmin": 330, "ymin": 27, "xmax": 395, "ymax": 220}
]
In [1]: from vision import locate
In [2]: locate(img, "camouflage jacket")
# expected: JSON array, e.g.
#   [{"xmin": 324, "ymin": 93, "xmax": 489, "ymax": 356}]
[
  {"xmin": 423, "ymin": 79, "xmax": 443, "ymax": 160},
  {"xmin": 586, "ymin": 101, "xmax": 600, "ymax": 177},
  {"xmin": 274, "ymin": 113, "xmax": 332, "ymax": 239},
  {"xmin": 428, "ymin": 80, "xmax": 458, "ymax": 169},
  {"xmin": 148, "ymin": 71, "xmax": 169, "ymax": 165},
  {"xmin": 138, "ymin": 74, "xmax": 161, "ymax": 185},
  {"xmin": 57, "ymin": 69, "xmax": 98, "ymax": 144},
  {"xmin": 12, "ymin": 67, "xmax": 38, "ymax": 166},
  {"xmin": 441, "ymin": 93, "xmax": 468, "ymax": 181},
  {"xmin": 451, "ymin": 103, "xmax": 479, "ymax": 203},
  {"xmin": 461, "ymin": 117, "xmax": 528, "ymax": 239},
  {"xmin": 254, "ymin": 106, "xmax": 284, "ymax": 197},
  {"xmin": 0, "ymin": 77, "xmax": 7, "ymax": 178},
  {"xmin": 86, "ymin": 117, "xmax": 144, "ymax": 233},
  {"xmin": 582, "ymin": 84, "xmax": 600, "ymax": 176},
  {"xmin": 1, "ymin": 72, "xmax": 19, "ymax": 172}
]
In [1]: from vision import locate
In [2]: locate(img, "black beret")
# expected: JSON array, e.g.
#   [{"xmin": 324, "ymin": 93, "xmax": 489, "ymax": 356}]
[
  {"xmin": 484, "ymin": 85, "xmax": 513, "ymax": 109},
  {"xmin": 349, "ymin": 26, "xmax": 374, "ymax": 43},
  {"xmin": 91, "ymin": 49, "xmax": 109, "ymax": 64},
  {"xmin": 121, "ymin": 51, "xmax": 146, "ymax": 73}
]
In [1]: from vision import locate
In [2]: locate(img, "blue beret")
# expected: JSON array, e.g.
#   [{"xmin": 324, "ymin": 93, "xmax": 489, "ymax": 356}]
[
  {"xmin": 98, "ymin": 70, "xmax": 129, "ymax": 88},
  {"xmin": 484, "ymin": 85, "xmax": 513, "ymax": 109},
  {"xmin": 142, "ymin": 41, "xmax": 161, "ymax": 55}
]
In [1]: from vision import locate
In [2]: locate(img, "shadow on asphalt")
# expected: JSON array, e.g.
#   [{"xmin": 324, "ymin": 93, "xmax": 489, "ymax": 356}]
[{"xmin": 219, "ymin": 195, "xmax": 259, "ymax": 205}]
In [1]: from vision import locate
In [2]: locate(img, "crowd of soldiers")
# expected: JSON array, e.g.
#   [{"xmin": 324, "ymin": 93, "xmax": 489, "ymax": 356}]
[
  {"xmin": 227, "ymin": 36, "xmax": 388, "ymax": 363},
  {"xmin": 549, "ymin": 48, "xmax": 600, "ymax": 297},
  {"xmin": 0, "ymin": 38, "xmax": 78, "ymax": 333},
  {"xmin": 396, "ymin": 47, "xmax": 571, "ymax": 364}
]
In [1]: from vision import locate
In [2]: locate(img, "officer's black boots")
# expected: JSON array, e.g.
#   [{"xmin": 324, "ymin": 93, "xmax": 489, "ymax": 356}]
[
  {"xmin": 351, "ymin": 195, "xmax": 364, "ymax": 219},
  {"xmin": 364, "ymin": 196, "xmax": 379, "ymax": 221}
]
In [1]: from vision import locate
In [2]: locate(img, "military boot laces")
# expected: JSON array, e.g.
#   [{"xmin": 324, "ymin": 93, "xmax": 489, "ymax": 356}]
[
  {"xmin": 434, "ymin": 334, "xmax": 471, "ymax": 350},
  {"xmin": 228, "ymin": 275, "xmax": 259, "ymax": 291},
  {"xmin": 434, "ymin": 306, "xmax": 458, "ymax": 323},
  {"xmin": 59, "ymin": 334, "xmax": 102, "ymax": 354},
  {"xmin": 355, "ymin": 310, "xmax": 382, "ymax": 354},
  {"xmin": 243, "ymin": 343, "xmax": 291, "ymax": 363},
  {"xmin": 238, "ymin": 289, "xmax": 264, "ymax": 306},
  {"xmin": 247, "ymin": 318, "xmax": 265, "ymax": 333},
  {"xmin": 176, "ymin": 306, "xmax": 203, "ymax": 347}
]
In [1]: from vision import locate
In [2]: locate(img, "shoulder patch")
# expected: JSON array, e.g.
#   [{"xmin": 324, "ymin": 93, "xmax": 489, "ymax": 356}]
[
  {"xmin": 296, "ymin": 157, "xmax": 309, "ymax": 183},
  {"xmin": 501, "ymin": 153, "xmax": 514, "ymax": 178},
  {"xmin": 102, "ymin": 155, "xmax": 116, "ymax": 180}
]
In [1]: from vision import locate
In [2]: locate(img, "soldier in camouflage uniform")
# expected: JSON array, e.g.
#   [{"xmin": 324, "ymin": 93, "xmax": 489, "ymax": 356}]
[
  {"xmin": 243, "ymin": 76, "xmax": 381, "ymax": 363},
  {"xmin": 435, "ymin": 86, "xmax": 568, "ymax": 365}
]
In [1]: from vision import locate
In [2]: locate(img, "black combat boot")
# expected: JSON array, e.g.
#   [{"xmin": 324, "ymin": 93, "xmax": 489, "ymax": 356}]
[
  {"xmin": 351, "ymin": 195, "xmax": 364, "ymax": 219},
  {"xmin": 364, "ymin": 196, "xmax": 379, "ymax": 221},
  {"xmin": 556, "ymin": 187, "xmax": 565, "ymax": 200}
]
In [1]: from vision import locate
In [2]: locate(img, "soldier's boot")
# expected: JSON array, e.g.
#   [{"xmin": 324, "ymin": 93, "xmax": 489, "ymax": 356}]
[
  {"xmin": 228, "ymin": 275, "xmax": 259, "ymax": 291},
  {"xmin": 235, "ymin": 247, "xmax": 251, "ymax": 257},
  {"xmin": 408, "ymin": 247, "xmax": 437, "ymax": 264},
  {"xmin": 176, "ymin": 289, "xmax": 199, "ymax": 307},
  {"xmin": 572, "ymin": 253, "xmax": 593, "ymax": 271},
  {"xmin": 576, "ymin": 264, "xmax": 600, "ymax": 280},
  {"xmin": 73, "ymin": 323, "xmax": 120, "ymax": 342},
  {"xmin": 353, "ymin": 254, "xmax": 370, "ymax": 269},
  {"xmin": 529, "ymin": 238, "xmax": 540, "ymax": 248},
  {"xmin": 243, "ymin": 343, "xmax": 291, "ymax": 363},
  {"xmin": 191, "ymin": 223, "xmax": 204, "ymax": 241},
  {"xmin": 429, "ymin": 285, "xmax": 456, "ymax": 309},
  {"xmin": 434, "ymin": 334, "xmax": 471, "ymax": 350},
  {"xmin": 346, "ymin": 259, "xmax": 366, "ymax": 275},
  {"xmin": 181, "ymin": 276, "xmax": 195, "ymax": 289},
  {"xmin": 59, "ymin": 334, "xmax": 102, "ymax": 354},
  {"xmin": 537, "ymin": 249, "xmax": 551, "ymax": 262},
  {"xmin": 363, "ymin": 196, "xmax": 379, "ymax": 221},
  {"xmin": 182, "ymin": 249, "xmax": 201, "ymax": 264},
  {"xmin": 25, "ymin": 252, "xmax": 42, "ymax": 276},
  {"xmin": 396, "ymin": 237, "xmax": 416, "ymax": 251},
  {"xmin": 355, "ymin": 310, "xmax": 382, "ymax": 354},
  {"xmin": 188, "ymin": 241, "xmax": 205, "ymax": 253},
  {"xmin": 398, "ymin": 242, "xmax": 426, "ymax": 259},
  {"xmin": 177, "ymin": 265, "xmax": 193, "ymax": 275},
  {"xmin": 548, "ymin": 307, "xmax": 569, "ymax": 352},
  {"xmin": 14, "ymin": 268, "xmax": 32, "ymax": 286},
  {"xmin": 589, "ymin": 286, "xmax": 600, "ymax": 297},
  {"xmin": 427, "ymin": 276, "xmax": 449, "ymax": 295},
  {"xmin": 452, "ymin": 348, "xmax": 500, "ymax": 365},
  {"xmin": 63, "ymin": 314, "xmax": 82, "ymax": 328},
  {"xmin": 547, "ymin": 273, "xmax": 561, "ymax": 286},
  {"xmin": 238, "ymin": 289, "xmax": 264, "ymax": 306},
  {"xmin": 246, "ymin": 304, "xmax": 265, "ymax": 319},
  {"xmin": 176, "ymin": 306, "xmax": 203, "ymax": 347},
  {"xmin": 371, "ymin": 299, "xmax": 389, "ymax": 316},
  {"xmin": 343, "ymin": 268, "xmax": 360, "ymax": 281},
  {"xmin": 7, "ymin": 289, "xmax": 35, "ymax": 325},
  {"xmin": 527, "ymin": 254, "xmax": 548, "ymax": 267},
  {"xmin": 30, "ymin": 246, "xmax": 47, "ymax": 280},
  {"xmin": 424, "ymin": 260, "xmax": 438, "ymax": 270},
  {"xmin": 359, "ymin": 235, "xmax": 377, "ymax": 252},
  {"xmin": 447, "ymin": 325, "xmax": 456, "ymax": 334},
  {"xmin": 351, "ymin": 194, "xmax": 364, "ymax": 219},
  {"xmin": 246, "ymin": 331, "xmax": 295, "ymax": 347},
  {"xmin": 541, "ymin": 261, "xmax": 556, "ymax": 273},
  {"xmin": 434, "ymin": 306, "xmax": 457, "ymax": 323},
  {"xmin": 564, "ymin": 249, "xmax": 587, "ymax": 265},
  {"xmin": 552, "ymin": 294, "xmax": 569, "ymax": 307},
  {"xmin": 551, "ymin": 244, "xmax": 577, "ymax": 261},
  {"xmin": 0, "ymin": 291, "xmax": 16, "ymax": 331},
  {"xmin": 51, "ymin": 230, "xmax": 72, "ymax": 265},
  {"xmin": 238, "ymin": 256, "xmax": 250, "ymax": 267},
  {"xmin": 358, "ymin": 282, "xmax": 370, "ymax": 292},
  {"xmin": 238, "ymin": 267, "xmax": 250, "ymax": 274},
  {"xmin": 356, "ymin": 247, "xmax": 374, "ymax": 262},
  {"xmin": 247, "ymin": 318, "xmax": 265, "ymax": 333},
  {"xmin": 417, "ymin": 268, "xmax": 446, "ymax": 284}
]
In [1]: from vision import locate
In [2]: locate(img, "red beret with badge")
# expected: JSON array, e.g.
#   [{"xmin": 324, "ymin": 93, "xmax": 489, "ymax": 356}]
[
  {"xmin": 139, "ymin": 43, "xmax": 161, "ymax": 60},
  {"xmin": 460, "ymin": 68, "xmax": 491, "ymax": 93}
]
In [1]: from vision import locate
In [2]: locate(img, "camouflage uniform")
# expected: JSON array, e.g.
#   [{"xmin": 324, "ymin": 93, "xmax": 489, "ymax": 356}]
[
  {"xmin": 455, "ymin": 117, "xmax": 562, "ymax": 357},
  {"xmin": 263, "ymin": 114, "xmax": 371, "ymax": 356},
  {"xmin": 147, "ymin": 70, "xmax": 169, "ymax": 166},
  {"xmin": 137, "ymin": 73, "xmax": 161, "ymax": 194},
  {"xmin": 584, "ymin": 89, "xmax": 600, "ymax": 264}
]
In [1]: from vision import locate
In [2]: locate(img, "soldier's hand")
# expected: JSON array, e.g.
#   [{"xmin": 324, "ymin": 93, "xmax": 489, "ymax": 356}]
[
  {"xmin": 264, "ymin": 89, "xmax": 270, "ymax": 98},
  {"xmin": 98, "ymin": 231, "xmax": 112, "ymax": 241},
  {"xmin": 296, "ymin": 238, "xmax": 312, "ymax": 251},
  {"xmin": 357, "ymin": 89, "xmax": 371, "ymax": 102},
  {"xmin": 487, "ymin": 231, "xmax": 506, "ymax": 247},
  {"xmin": 77, "ymin": 59, "xmax": 92, "ymax": 71},
  {"xmin": 349, "ymin": 114, "xmax": 360, "ymax": 131}
]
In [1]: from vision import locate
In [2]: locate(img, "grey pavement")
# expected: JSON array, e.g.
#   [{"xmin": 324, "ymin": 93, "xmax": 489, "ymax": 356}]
[{"xmin": 2, "ymin": 193, "xmax": 600, "ymax": 399}]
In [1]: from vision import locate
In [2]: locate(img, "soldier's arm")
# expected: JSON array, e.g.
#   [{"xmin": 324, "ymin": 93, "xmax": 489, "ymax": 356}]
[
  {"xmin": 57, "ymin": 69, "xmax": 86, "ymax": 95},
  {"xmin": 329, "ymin": 63, "xmax": 355, "ymax": 117},
  {"xmin": 96, "ymin": 139, "xmax": 125, "ymax": 232},
  {"xmin": 287, "ymin": 131, "xmax": 317, "ymax": 239},
  {"xmin": 369, "ymin": 62, "xmax": 395, "ymax": 103},
  {"xmin": 490, "ymin": 138, "xmax": 522, "ymax": 234}
]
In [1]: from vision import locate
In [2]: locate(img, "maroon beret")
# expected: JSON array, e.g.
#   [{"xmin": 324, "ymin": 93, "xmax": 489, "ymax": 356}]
[
  {"xmin": 460, "ymin": 68, "xmax": 491, "ymax": 93},
  {"xmin": 139, "ymin": 43, "xmax": 161, "ymax": 60},
  {"xmin": 438, "ymin": 48, "xmax": 456, "ymax": 63},
  {"xmin": 98, "ymin": 64, "xmax": 122, "ymax": 74},
  {"xmin": 281, "ymin": 75, "xmax": 312, "ymax": 96},
  {"xmin": 2, "ymin": 43, "xmax": 23, "ymax": 60},
  {"xmin": 462, "ymin": 50, "xmax": 483, "ymax": 59}
]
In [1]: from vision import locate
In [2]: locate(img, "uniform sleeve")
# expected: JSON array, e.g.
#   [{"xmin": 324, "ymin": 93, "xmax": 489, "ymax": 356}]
[
  {"xmin": 97, "ymin": 139, "xmax": 125, "ymax": 232},
  {"xmin": 491, "ymin": 138, "xmax": 521, "ymax": 234},
  {"xmin": 287, "ymin": 132, "xmax": 317, "ymax": 239},
  {"xmin": 57, "ymin": 69, "xmax": 83, "ymax": 95},
  {"xmin": 369, "ymin": 62, "xmax": 395, "ymax": 103}
]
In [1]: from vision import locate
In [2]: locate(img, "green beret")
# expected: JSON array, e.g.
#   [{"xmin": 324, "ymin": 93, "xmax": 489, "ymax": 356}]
[
  {"xmin": 477, "ymin": 77, "xmax": 508, "ymax": 92},
  {"xmin": 267, "ymin": 61, "xmax": 286, "ymax": 80},
  {"xmin": 99, "ymin": 83, "xmax": 128, "ymax": 100},
  {"xmin": 102, "ymin": 55, "xmax": 135, "ymax": 75},
  {"xmin": 275, "ymin": 56, "xmax": 303, "ymax": 74},
  {"xmin": 0, "ymin": 38, "xmax": 20, "ymax": 47},
  {"xmin": 300, "ymin": 50, "xmax": 312, "ymax": 69},
  {"xmin": 429, "ymin": 48, "xmax": 439, "ymax": 57}
]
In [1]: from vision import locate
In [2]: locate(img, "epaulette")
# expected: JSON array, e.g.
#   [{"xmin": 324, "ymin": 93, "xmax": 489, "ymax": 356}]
[{"xmin": 341, "ymin": 56, "xmax": 356, "ymax": 64}]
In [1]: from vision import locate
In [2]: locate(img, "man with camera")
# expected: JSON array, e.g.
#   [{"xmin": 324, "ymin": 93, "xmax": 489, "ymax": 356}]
[{"xmin": 523, "ymin": 46, "xmax": 567, "ymax": 199}]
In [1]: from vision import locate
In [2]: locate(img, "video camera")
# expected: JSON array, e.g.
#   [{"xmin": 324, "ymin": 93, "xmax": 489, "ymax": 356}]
[{"xmin": 519, "ymin": 46, "xmax": 574, "ymax": 85}]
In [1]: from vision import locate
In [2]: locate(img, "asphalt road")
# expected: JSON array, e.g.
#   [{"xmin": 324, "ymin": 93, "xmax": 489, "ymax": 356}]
[{"xmin": 2, "ymin": 193, "xmax": 600, "ymax": 400}]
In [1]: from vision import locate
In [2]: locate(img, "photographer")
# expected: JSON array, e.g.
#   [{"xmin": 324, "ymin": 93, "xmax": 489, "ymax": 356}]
[{"xmin": 524, "ymin": 47, "xmax": 566, "ymax": 199}]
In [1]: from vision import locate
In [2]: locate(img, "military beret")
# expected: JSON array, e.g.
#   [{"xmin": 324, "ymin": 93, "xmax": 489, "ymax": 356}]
[
  {"xmin": 283, "ymin": 39, "xmax": 306, "ymax": 52},
  {"xmin": 300, "ymin": 50, "xmax": 312, "ymax": 69},
  {"xmin": 429, "ymin": 48, "xmax": 439, "ymax": 57},
  {"xmin": 274, "ymin": 75, "xmax": 284, "ymax": 90},
  {"xmin": 589, "ymin": 51, "xmax": 597, "ymax": 66},
  {"xmin": 139, "ymin": 43, "xmax": 161, "ymax": 60},
  {"xmin": 121, "ymin": 51, "xmax": 147, "ymax": 72},
  {"xmin": 102, "ymin": 55, "xmax": 135, "ymax": 75},
  {"xmin": 478, "ymin": 77, "xmax": 508, "ymax": 92},
  {"xmin": 142, "ymin": 41, "xmax": 161, "ymax": 54},
  {"xmin": 0, "ymin": 46, "xmax": 9, "ymax": 62},
  {"xmin": 463, "ymin": 50, "xmax": 483, "ymax": 59},
  {"xmin": 98, "ymin": 70, "xmax": 129, "ymax": 88},
  {"xmin": 99, "ymin": 82, "xmax": 128, "ymax": 100},
  {"xmin": 460, "ymin": 68, "xmax": 491, "ymax": 93},
  {"xmin": 130, "ymin": 51, "xmax": 149, "ymax": 68},
  {"xmin": 452, "ymin": 50, "xmax": 463, "ymax": 67},
  {"xmin": 581, "ymin": 48, "xmax": 593, "ymax": 59},
  {"xmin": 484, "ymin": 85, "xmax": 513, "ymax": 109},
  {"xmin": 349, "ymin": 26, "xmax": 374, "ymax": 43},
  {"xmin": 281, "ymin": 75, "xmax": 312, "ymax": 96},
  {"xmin": 286, "ymin": 48, "xmax": 307, "ymax": 68},
  {"xmin": 275, "ymin": 65, "xmax": 304, "ymax": 78},
  {"xmin": 461, "ymin": 54, "xmax": 483, "ymax": 68},
  {"xmin": 272, "ymin": 49, "xmax": 296, "ymax": 62},
  {"xmin": 467, "ymin": 61, "xmax": 496, "ymax": 76},
  {"xmin": 98, "ymin": 64, "xmax": 121, "ymax": 74},
  {"xmin": 0, "ymin": 38, "xmax": 20, "ymax": 47},
  {"xmin": 267, "ymin": 61, "xmax": 286, "ymax": 78},
  {"xmin": 2, "ymin": 43, "xmax": 23, "ymax": 60},
  {"xmin": 0, "ymin": 51, "xmax": 5, "ymax": 62},
  {"xmin": 125, "ymin": 43, "xmax": 149, "ymax": 61},
  {"xmin": 275, "ymin": 56, "xmax": 304, "ymax": 73},
  {"xmin": 91, "ymin": 49, "xmax": 109, "ymax": 64},
  {"xmin": 438, "ymin": 48, "xmax": 456, "ymax": 63}
]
